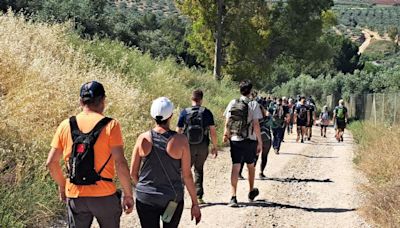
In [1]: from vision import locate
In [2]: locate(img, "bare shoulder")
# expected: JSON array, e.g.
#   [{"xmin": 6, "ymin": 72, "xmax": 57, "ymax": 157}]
[{"xmin": 170, "ymin": 133, "xmax": 188, "ymax": 145}]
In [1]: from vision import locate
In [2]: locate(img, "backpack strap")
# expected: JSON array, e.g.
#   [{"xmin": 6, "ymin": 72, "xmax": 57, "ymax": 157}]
[
  {"xmin": 98, "ymin": 154, "xmax": 113, "ymax": 182},
  {"xmin": 90, "ymin": 117, "xmax": 113, "ymax": 142},
  {"xmin": 69, "ymin": 116, "xmax": 82, "ymax": 141}
]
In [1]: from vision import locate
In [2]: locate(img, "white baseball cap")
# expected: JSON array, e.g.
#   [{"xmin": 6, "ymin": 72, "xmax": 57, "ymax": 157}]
[{"xmin": 150, "ymin": 97, "xmax": 174, "ymax": 121}]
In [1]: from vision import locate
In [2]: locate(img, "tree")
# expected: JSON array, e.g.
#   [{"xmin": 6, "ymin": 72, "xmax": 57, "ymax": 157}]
[{"xmin": 388, "ymin": 26, "xmax": 399, "ymax": 46}]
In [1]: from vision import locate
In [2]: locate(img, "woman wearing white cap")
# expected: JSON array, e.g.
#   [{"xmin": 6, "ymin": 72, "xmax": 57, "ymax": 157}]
[{"xmin": 130, "ymin": 97, "xmax": 201, "ymax": 228}]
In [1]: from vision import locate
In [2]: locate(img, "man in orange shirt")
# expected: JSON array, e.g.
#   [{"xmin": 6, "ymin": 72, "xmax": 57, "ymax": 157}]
[{"xmin": 46, "ymin": 81, "xmax": 133, "ymax": 228}]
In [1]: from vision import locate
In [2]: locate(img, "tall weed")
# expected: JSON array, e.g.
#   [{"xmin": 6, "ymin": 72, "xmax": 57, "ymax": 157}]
[{"xmin": 349, "ymin": 121, "xmax": 400, "ymax": 227}]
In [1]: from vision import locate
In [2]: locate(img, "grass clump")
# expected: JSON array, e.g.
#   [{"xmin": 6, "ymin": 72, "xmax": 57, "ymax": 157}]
[
  {"xmin": 0, "ymin": 12, "xmax": 237, "ymax": 227},
  {"xmin": 349, "ymin": 121, "xmax": 400, "ymax": 227}
]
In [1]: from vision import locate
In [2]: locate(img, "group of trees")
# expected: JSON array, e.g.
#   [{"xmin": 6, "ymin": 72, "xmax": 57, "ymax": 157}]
[{"xmin": 3, "ymin": 0, "xmax": 397, "ymax": 97}]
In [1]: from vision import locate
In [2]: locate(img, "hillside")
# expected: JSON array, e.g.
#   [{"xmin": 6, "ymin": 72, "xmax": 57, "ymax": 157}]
[{"xmin": 0, "ymin": 12, "xmax": 237, "ymax": 227}]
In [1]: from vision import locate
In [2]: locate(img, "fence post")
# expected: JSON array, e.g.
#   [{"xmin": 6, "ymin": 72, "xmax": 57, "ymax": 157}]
[
  {"xmin": 395, "ymin": 93, "xmax": 398, "ymax": 125},
  {"xmin": 373, "ymin": 93, "xmax": 377, "ymax": 126}
]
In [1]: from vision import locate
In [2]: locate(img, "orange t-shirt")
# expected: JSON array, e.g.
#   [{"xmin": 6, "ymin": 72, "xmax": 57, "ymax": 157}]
[{"xmin": 51, "ymin": 112, "xmax": 124, "ymax": 198}]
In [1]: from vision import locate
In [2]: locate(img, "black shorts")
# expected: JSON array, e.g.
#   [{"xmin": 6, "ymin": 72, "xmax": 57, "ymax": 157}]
[
  {"xmin": 297, "ymin": 120, "xmax": 307, "ymax": 127},
  {"xmin": 336, "ymin": 119, "xmax": 346, "ymax": 130},
  {"xmin": 230, "ymin": 139, "xmax": 257, "ymax": 164}
]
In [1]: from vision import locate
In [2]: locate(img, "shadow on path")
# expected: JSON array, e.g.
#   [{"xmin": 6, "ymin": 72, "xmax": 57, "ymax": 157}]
[
  {"xmin": 279, "ymin": 152, "xmax": 338, "ymax": 159},
  {"xmin": 200, "ymin": 200, "xmax": 356, "ymax": 213},
  {"xmin": 255, "ymin": 177, "xmax": 333, "ymax": 183}
]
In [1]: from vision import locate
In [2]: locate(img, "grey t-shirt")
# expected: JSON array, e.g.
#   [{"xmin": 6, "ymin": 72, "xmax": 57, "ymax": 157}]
[{"xmin": 224, "ymin": 96, "xmax": 263, "ymax": 141}]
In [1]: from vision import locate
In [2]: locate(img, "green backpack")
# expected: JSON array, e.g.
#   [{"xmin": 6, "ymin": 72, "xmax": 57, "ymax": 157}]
[
  {"xmin": 336, "ymin": 107, "xmax": 345, "ymax": 119},
  {"xmin": 228, "ymin": 99, "xmax": 250, "ymax": 138}
]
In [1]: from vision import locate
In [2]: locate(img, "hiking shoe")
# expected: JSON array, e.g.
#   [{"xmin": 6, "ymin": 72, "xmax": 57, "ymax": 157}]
[
  {"xmin": 341, "ymin": 136, "xmax": 344, "ymax": 142},
  {"xmin": 259, "ymin": 173, "xmax": 266, "ymax": 179},
  {"xmin": 324, "ymin": 135, "xmax": 326, "ymax": 138},
  {"xmin": 197, "ymin": 197, "xmax": 206, "ymax": 205},
  {"xmin": 248, "ymin": 188, "xmax": 259, "ymax": 202},
  {"xmin": 274, "ymin": 149, "xmax": 279, "ymax": 155},
  {"xmin": 301, "ymin": 139, "xmax": 304, "ymax": 143},
  {"xmin": 228, "ymin": 196, "xmax": 238, "ymax": 207},
  {"xmin": 238, "ymin": 174, "xmax": 245, "ymax": 180},
  {"xmin": 308, "ymin": 137, "xmax": 311, "ymax": 141}
]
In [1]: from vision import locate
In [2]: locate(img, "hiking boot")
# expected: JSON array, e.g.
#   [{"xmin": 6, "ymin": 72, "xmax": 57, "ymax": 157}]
[
  {"xmin": 197, "ymin": 197, "xmax": 205, "ymax": 205},
  {"xmin": 248, "ymin": 188, "xmax": 259, "ymax": 202},
  {"xmin": 228, "ymin": 196, "xmax": 238, "ymax": 207},
  {"xmin": 259, "ymin": 173, "xmax": 266, "ymax": 179}
]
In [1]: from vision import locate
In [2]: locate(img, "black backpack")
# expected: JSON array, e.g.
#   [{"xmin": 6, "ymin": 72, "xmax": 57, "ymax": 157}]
[
  {"xmin": 184, "ymin": 107, "xmax": 206, "ymax": 145},
  {"xmin": 68, "ymin": 116, "xmax": 113, "ymax": 185},
  {"xmin": 228, "ymin": 99, "xmax": 250, "ymax": 138}
]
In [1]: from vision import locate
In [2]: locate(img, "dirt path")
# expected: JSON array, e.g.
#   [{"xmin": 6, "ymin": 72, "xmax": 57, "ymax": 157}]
[
  {"xmin": 358, "ymin": 28, "xmax": 390, "ymax": 54},
  {"xmin": 94, "ymin": 126, "xmax": 370, "ymax": 227}
]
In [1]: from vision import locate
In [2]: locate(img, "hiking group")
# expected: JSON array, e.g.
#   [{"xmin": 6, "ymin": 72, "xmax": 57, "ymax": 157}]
[{"xmin": 46, "ymin": 80, "xmax": 348, "ymax": 228}]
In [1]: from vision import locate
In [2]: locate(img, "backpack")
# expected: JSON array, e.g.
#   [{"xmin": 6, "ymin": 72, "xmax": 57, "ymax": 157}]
[
  {"xmin": 298, "ymin": 105, "xmax": 308, "ymax": 121},
  {"xmin": 227, "ymin": 99, "xmax": 250, "ymax": 138},
  {"xmin": 68, "ymin": 116, "xmax": 113, "ymax": 185},
  {"xmin": 259, "ymin": 117, "xmax": 271, "ymax": 143},
  {"xmin": 184, "ymin": 107, "xmax": 206, "ymax": 145},
  {"xmin": 272, "ymin": 104, "xmax": 285, "ymax": 126},
  {"xmin": 336, "ymin": 107, "xmax": 345, "ymax": 119}
]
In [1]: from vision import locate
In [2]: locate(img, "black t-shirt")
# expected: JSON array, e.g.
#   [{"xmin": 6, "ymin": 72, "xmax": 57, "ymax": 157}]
[
  {"xmin": 295, "ymin": 104, "xmax": 308, "ymax": 122},
  {"xmin": 177, "ymin": 106, "xmax": 215, "ymax": 128}
]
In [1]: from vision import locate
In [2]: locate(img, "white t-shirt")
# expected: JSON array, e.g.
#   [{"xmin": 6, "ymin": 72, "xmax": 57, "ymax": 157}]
[{"xmin": 224, "ymin": 96, "xmax": 263, "ymax": 141}]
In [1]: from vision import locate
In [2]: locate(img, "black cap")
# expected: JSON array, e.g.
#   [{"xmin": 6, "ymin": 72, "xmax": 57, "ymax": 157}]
[{"xmin": 80, "ymin": 81, "xmax": 105, "ymax": 101}]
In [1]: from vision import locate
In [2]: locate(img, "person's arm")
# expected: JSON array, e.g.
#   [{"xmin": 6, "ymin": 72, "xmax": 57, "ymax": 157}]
[
  {"xmin": 46, "ymin": 148, "xmax": 66, "ymax": 202},
  {"xmin": 209, "ymin": 125, "xmax": 218, "ymax": 158},
  {"xmin": 112, "ymin": 146, "xmax": 134, "ymax": 214},
  {"xmin": 179, "ymin": 135, "xmax": 201, "ymax": 224},
  {"xmin": 176, "ymin": 110, "xmax": 186, "ymax": 134},
  {"xmin": 253, "ymin": 119, "xmax": 263, "ymax": 155},
  {"xmin": 223, "ymin": 118, "xmax": 230, "ymax": 144},
  {"xmin": 130, "ymin": 137, "xmax": 142, "ymax": 185}
]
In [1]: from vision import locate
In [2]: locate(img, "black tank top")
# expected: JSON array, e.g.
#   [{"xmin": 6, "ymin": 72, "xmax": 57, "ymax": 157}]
[{"xmin": 135, "ymin": 130, "xmax": 184, "ymax": 207}]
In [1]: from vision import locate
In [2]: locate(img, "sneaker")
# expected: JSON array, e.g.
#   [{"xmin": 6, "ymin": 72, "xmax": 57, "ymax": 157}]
[
  {"xmin": 197, "ymin": 197, "xmax": 206, "ymax": 205},
  {"xmin": 274, "ymin": 149, "xmax": 279, "ymax": 155},
  {"xmin": 228, "ymin": 196, "xmax": 238, "ymax": 207},
  {"xmin": 308, "ymin": 137, "xmax": 311, "ymax": 141},
  {"xmin": 238, "ymin": 174, "xmax": 245, "ymax": 180},
  {"xmin": 301, "ymin": 139, "xmax": 304, "ymax": 143},
  {"xmin": 324, "ymin": 135, "xmax": 326, "ymax": 138},
  {"xmin": 341, "ymin": 136, "xmax": 344, "ymax": 142},
  {"xmin": 248, "ymin": 188, "xmax": 259, "ymax": 202},
  {"xmin": 259, "ymin": 173, "xmax": 266, "ymax": 179}
]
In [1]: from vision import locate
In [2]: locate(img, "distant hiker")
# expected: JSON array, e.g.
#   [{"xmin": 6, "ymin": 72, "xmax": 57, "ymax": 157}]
[
  {"xmin": 46, "ymin": 81, "xmax": 134, "ymax": 228},
  {"xmin": 333, "ymin": 99, "xmax": 348, "ymax": 142},
  {"xmin": 306, "ymin": 98, "xmax": 317, "ymax": 141},
  {"xmin": 320, "ymin": 105, "xmax": 330, "ymax": 138},
  {"xmin": 268, "ymin": 98, "xmax": 290, "ymax": 154},
  {"xmin": 176, "ymin": 89, "xmax": 218, "ymax": 204},
  {"xmin": 287, "ymin": 98, "xmax": 295, "ymax": 135},
  {"xmin": 294, "ymin": 96, "xmax": 310, "ymax": 143},
  {"xmin": 130, "ymin": 97, "xmax": 201, "ymax": 227},
  {"xmin": 223, "ymin": 80, "xmax": 262, "ymax": 207},
  {"xmin": 281, "ymin": 96, "xmax": 289, "ymax": 142}
]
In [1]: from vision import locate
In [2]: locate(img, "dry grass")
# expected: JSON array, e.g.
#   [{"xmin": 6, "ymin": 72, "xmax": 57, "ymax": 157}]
[
  {"xmin": 0, "ymin": 12, "xmax": 237, "ymax": 226},
  {"xmin": 350, "ymin": 121, "xmax": 400, "ymax": 227}
]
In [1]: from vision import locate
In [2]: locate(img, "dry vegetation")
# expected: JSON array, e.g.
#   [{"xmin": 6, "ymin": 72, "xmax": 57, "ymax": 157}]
[
  {"xmin": 350, "ymin": 121, "xmax": 400, "ymax": 227},
  {"xmin": 0, "ymin": 12, "xmax": 236, "ymax": 227}
]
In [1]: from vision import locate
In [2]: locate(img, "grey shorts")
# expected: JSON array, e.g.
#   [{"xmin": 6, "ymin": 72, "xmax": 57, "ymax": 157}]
[{"xmin": 67, "ymin": 193, "xmax": 122, "ymax": 228}]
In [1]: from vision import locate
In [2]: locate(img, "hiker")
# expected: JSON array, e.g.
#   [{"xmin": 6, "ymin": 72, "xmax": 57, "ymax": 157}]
[
  {"xmin": 287, "ymin": 98, "xmax": 295, "ymax": 135},
  {"xmin": 268, "ymin": 97, "xmax": 290, "ymax": 154},
  {"xmin": 320, "ymin": 105, "xmax": 330, "ymax": 138},
  {"xmin": 333, "ymin": 99, "xmax": 348, "ymax": 142},
  {"xmin": 223, "ymin": 80, "xmax": 262, "ymax": 207},
  {"xmin": 258, "ymin": 104, "xmax": 273, "ymax": 179},
  {"xmin": 46, "ymin": 81, "xmax": 134, "ymax": 228},
  {"xmin": 130, "ymin": 97, "xmax": 201, "ymax": 227},
  {"xmin": 281, "ymin": 96, "xmax": 289, "ymax": 142},
  {"xmin": 238, "ymin": 99, "xmax": 272, "ymax": 180},
  {"xmin": 176, "ymin": 89, "xmax": 218, "ymax": 204},
  {"xmin": 306, "ymin": 98, "xmax": 316, "ymax": 141},
  {"xmin": 294, "ymin": 96, "xmax": 310, "ymax": 143}
]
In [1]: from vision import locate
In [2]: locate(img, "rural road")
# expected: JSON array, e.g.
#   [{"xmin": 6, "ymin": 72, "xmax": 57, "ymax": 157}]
[{"xmin": 94, "ymin": 126, "xmax": 370, "ymax": 228}]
